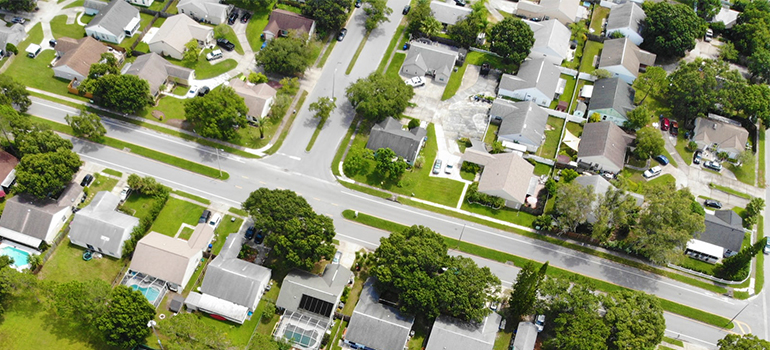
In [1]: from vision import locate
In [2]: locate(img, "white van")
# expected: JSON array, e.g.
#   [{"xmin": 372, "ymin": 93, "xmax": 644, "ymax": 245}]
[
  {"xmin": 26, "ymin": 43, "xmax": 41, "ymax": 58},
  {"xmin": 206, "ymin": 49, "xmax": 223, "ymax": 61}
]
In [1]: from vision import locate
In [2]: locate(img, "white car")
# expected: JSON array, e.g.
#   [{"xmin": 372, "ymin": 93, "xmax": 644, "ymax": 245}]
[
  {"xmin": 206, "ymin": 49, "xmax": 223, "ymax": 61},
  {"xmin": 209, "ymin": 214, "xmax": 221, "ymax": 228},
  {"xmin": 119, "ymin": 185, "xmax": 131, "ymax": 201},
  {"xmin": 535, "ymin": 314, "xmax": 546, "ymax": 332},
  {"xmin": 188, "ymin": 85, "xmax": 198, "ymax": 97},
  {"xmin": 643, "ymin": 166, "xmax": 661, "ymax": 179},
  {"xmin": 404, "ymin": 76, "xmax": 425, "ymax": 87}
]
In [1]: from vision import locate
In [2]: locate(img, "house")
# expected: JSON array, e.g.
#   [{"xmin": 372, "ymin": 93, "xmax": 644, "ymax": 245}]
[
  {"xmin": 586, "ymin": 77, "xmax": 635, "ymax": 126},
  {"xmin": 84, "ymin": 0, "xmax": 108, "ymax": 15},
  {"xmin": 0, "ymin": 22, "xmax": 25, "ymax": 56},
  {"xmin": 262, "ymin": 9, "xmax": 316, "ymax": 41},
  {"xmin": 128, "ymin": 224, "xmax": 214, "ymax": 290},
  {"xmin": 712, "ymin": 7, "xmax": 740, "ymax": 29},
  {"xmin": 185, "ymin": 233, "xmax": 272, "ymax": 324},
  {"xmin": 0, "ymin": 184, "xmax": 81, "ymax": 249},
  {"xmin": 124, "ymin": 52, "xmax": 193, "ymax": 98},
  {"xmin": 274, "ymin": 263, "xmax": 351, "ymax": 350},
  {"xmin": 576, "ymin": 121, "xmax": 635, "ymax": 173},
  {"xmin": 400, "ymin": 42, "xmax": 459, "ymax": 84},
  {"xmin": 573, "ymin": 175, "xmax": 644, "ymax": 223},
  {"xmin": 462, "ymin": 149, "xmax": 535, "ymax": 209},
  {"xmin": 526, "ymin": 19, "xmax": 571, "ymax": 65},
  {"xmin": 85, "ymin": 0, "xmax": 141, "ymax": 44},
  {"xmin": 52, "ymin": 37, "xmax": 111, "ymax": 83},
  {"xmin": 492, "ymin": 100, "xmax": 548, "ymax": 153},
  {"xmin": 430, "ymin": 1, "xmax": 472, "ymax": 26},
  {"xmin": 605, "ymin": 2, "xmax": 646, "ymax": 45},
  {"xmin": 598, "ymin": 37, "xmax": 656, "ymax": 84},
  {"xmin": 511, "ymin": 322, "xmax": 538, "ymax": 350},
  {"xmin": 0, "ymin": 150, "xmax": 18, "ymax": 197},
  {"xmin": 344, "ymin": 278, "xmax": 415, "ymax": 350},
  {"xmin": 686, "ymin": 210, "xmax": 747, "ymax": 264},
  {"xmin": 424, "ymin": 313, "xmax": 503, "ymax": 350},
  {"xmin": 365, "ymin": 117, "xmax": 427, "ymax": 164},
  {"xmin": 516, "ymin": 0, "xmax": 581, "ymax": 25},
  {"xmin": 177, "ymin": 0, "xmax": 233, "ymax": 25},
  {"xmin": 68, "ymin": 191, "xmax": 139, "ymax": 259},
  {"xmin": 497, "ymin": 57, "xmax": 561, "ymax": 107},
  {"xmin": 692, "ymin": 116, "xmax": 749, "ymax": 159},
  {"xmin": 148, "ymin": 14, "xmax": 214, "ymax": 60},
  {"xmin": 229, "ymin": 79, "xmax": 277, "ymax": 122}
]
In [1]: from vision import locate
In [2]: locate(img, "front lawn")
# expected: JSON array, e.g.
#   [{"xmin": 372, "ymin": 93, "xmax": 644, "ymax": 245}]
[
  {"xmin": 62, "ymin": 0, "xmax": 85, "ymax": 9},
  {"xmin": 51, "ymin": 15, "xmax": 85, "ymax": 39},
  {"xmin": 212, "ymin": 215, "xmax": 244, "ymax": 255},
  {"xmin": 579, "ymin": 41, "xmax": 603, "ymax": 73},
  {"xmin": 141, "ymin": 95, "xmax": 187, "ymax": 121},
  {"xmin": 194, "ymin": 49, "xmax": 238, "ymax": 79},
  {"xmin": 386, "ymin": 52, "xmax": 406, "ymax": 80},
  {"xmin": 537, "ymin": 116, "xmax": 565, "ymax": 159},
  {"xmin": 466, "ymin": 51, "xmax": 516, "ymax": 73},
  {"xmin": 150, "ymin": 197, "xmax": 205, "ymax": 237},
  {"xmin": 729, "ymin": 160, "xmax": 756, "ymax": 186},
  {"xmin": 120, "ymin": 192, "xmax": 161, "ymax": 221},
  {"xmin": 246, "ymin": 8, "xmax": 271, "ymax": 51},
  {"xmin": 215, "ymin": 25, "xmax": 245, "ymax": 55},
  {"xmin": 460, "ymin": 201, "xmax": 537, "ymax": 227},
  {"xmin": 80, "ymin": 173, "xmax": 119, "ymax": 207},
  {"xmin": 38, "ymin": 238, "xmax": 125, "ymax": 284},
  {"xmin": 442, "ymin": 62, "xmax": 468, "ymax": 100},
  {"xmin": 674, "ymin": 133, "xmax": 694, "ymax": 166}
]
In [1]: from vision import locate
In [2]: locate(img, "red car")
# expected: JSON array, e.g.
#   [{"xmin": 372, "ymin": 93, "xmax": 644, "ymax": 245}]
[{"xmin": 661, "ymin": 117, "xmax": 670, "ymax": 131}]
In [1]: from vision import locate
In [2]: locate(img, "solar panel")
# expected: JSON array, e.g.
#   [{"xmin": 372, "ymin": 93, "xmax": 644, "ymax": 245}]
[{"xmin": 299, "ymin": 294, "xmax": 334, "ymax": 317}]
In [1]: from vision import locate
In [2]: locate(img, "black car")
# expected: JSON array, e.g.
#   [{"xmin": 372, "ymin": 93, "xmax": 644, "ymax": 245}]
[
  {"xmin": 216, "ymin": 38, "xmax": 235, "ymax": 51},
  {"xmin": 402, "ymin": 4, "xmax": 411, "ymax": 14},
  {"xmin": 80, "ymin": 174, "xmax": 94, "ymax": 187},
  {"xmin": 197, "ymin": 86, "xmax": 210, "ymax": 96},
  {"xmin": 254, "ymin": 229, "xmax": 265, "ymax": 244},
  {"xmin": 704, "ymin": 199, "xmax": 723, "ymax": 209},
  {"xmin": 199, "ymin": 210, "xmax": 211, "ymax": 224},
  {"xmin": 355, "ymin": 0, "xmax": 361, "ymax": 8},
  {"xmin": 228, "ymin": 10, "xmax": 239, "ymax": 25},
  {"xmin": 454, "ymin": 0, "xmax": 465, "ymax": 6},
  {"xmin": 693, "ymin": 150, "xmax": 703, "ymax": 164},
  {"xmin": 480, "ymin": 62, "xmax": 490, "ymax": 76},
  {"xmin": 337, "ymin": 28, "xmax": 348, "ymax": 41},
  {"xmin": 241, "ymin": 11, "xmax": 251, "ymax": 23},
  {"xmin": 245, "ymin": 226, "xmax": 256, "ymax": 239}
]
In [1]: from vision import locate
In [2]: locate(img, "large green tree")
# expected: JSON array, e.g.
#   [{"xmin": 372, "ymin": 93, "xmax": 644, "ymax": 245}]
[
  {"xmin": 487, "ymin": 17, "xmax": 535, "ymax": 65},
  {"xmin": 447, "ymin": 3, "xmax": 488, "ymax": 48},
  {"xmin": 303, "ymin": 0, "xmax": 352, "ymax": 31},
  {"xmin": 538, "ymin": 279, "xmax": 609, "ymax": 350},
  {"xmin": 184, "ymin": 86, "xmax": 248, "ymax": 141},
  {"xmin": 554, "ymin": 182, "xmax": 595, "ymax": 232},
  {"xmin": 591, "ymin": 187, "xmax": 638, "ymax": 243},
  {"xmin": 362, "ymin": 0, "xmax": 393, "ymax": 33},
  {"xmin": 405, "ymin": 0, "xmax": 432, "ymax": 36},
  {"xmin": 680, "ymin": 0, "xmax": 721, "ymax": 19},
  {"xmin": 665, "ymin": 59, "xmax": 731, "ymax": 126},
  {"xmin": 0, "ymin": 0, "xmax": 36, "ymax": 13},
  {"xmin": 48, "ymin": 279, "xmax": 112, "ymax": 339},
  {"xmin": 730, "ymin": 0, "xmax": 770, "ymax": 56},
  {"xmin": 346, "ymin": 72, "xmax": 414, "ymax": 122},
  {"xmin": 624, "ymin": 105, "xmax": 652, "ymax": 131},
  {"xmin": 241, "ymin": 188, "xmax": 336, "ymax": 270},
  {"xmin": 92, "ymin": 74, "xmax": 152, "ymax": 114},
  {"xmin": 65, "ymin": 107, "xmax": 107, "ymax": 141},
  {"xmin": 603, "ymin": 290, "xmax": 666, "ymax": 350},
  {"xmin": 255, "ymin": 33, "xmax": 318, "ymax": 76},
  {"xmin": 0, "ymin": 74, "xmax": 31, "ymax": 112},
  {"xmin": 374, "ymin": 147, "xmax": 407, "ymax": 181},
  {"xmin": 718, "ymin": 334, "xmax": 770, "ymax": 349},
  {"xmin": 633, "ymin": 126, "xmax": 665, "ymax": 159},
  {"xmin": 14, "ymin": 130, "xmax": 81, "ymax": 199},
  {"xmin": 97, "ymin": 285, "xmax": 156, "ymax": 349},
  {"xmin": 0, "ymin": 265, "xmax": 38, "ymax": 317},
  {"xmin": 309, "ymin": 96, "xmax": 337, "ymax": 125},
  {"xmin": 508, "ymin": 261, "xmax": 547, "ymax": 320},
  {"xmin": 641, "ymin": 2, "xmax": 707, "ymax": 57},
  {"xmin": 182, "ymin": 39, "xmax": 201, "ymax": 68},
  {"xmin": 632, "ymin": 66, "xmax": 667, "ymax": 105}
]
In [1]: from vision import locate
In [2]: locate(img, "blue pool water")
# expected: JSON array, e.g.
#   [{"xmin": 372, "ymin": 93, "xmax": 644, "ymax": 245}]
[
  {"xmin": 130, "ymin": 284, "xmax": 161, "ymax": 303},
  {"xmin": 0, "ymin": 246, "xmax": 30, "ymax": 268}
]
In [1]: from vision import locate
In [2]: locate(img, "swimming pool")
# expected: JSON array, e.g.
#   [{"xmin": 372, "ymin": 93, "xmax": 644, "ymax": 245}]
[
  {"xmin": 0, "ymin": 245, "xmax": 31, "ymax": 270},
  {"xmin": 129, "ymin": 284, "xmax": 162, "ymax": 304}
]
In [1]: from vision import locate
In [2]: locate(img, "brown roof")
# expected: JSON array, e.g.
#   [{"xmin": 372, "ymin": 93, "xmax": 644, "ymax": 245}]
[
  {"xmin": 229, "ymin": 79, "xmax": 277, "ymax": 118},
  {"xmin": 264, "ymin": 9, "xmax": 315, "ymax": 37},
  {"xmin": 129, "ymin": 225, "xmax": 214, "ymax": 286},
  {"xmin": 0, "ymin": 150, "xmax": 19, "ymax": 183},
  {"xmin": 477, "ymin": 152, "xmax": 534, "ymax": 205},
  {"xmin": 54, "ymin": 37, "xmax": 110, "ymax": 78},
  {"xmin": 577, "ymin": 121, "xmax": 635, "ymax": 170},
  {"xmin": 693, "ymin": 117, "xmax": 748, "ymax": 153}
]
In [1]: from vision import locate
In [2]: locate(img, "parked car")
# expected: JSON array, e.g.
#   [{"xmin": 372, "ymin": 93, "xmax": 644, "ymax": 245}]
[
  {"xmin": 704, "ymin": 160, "xmax": 722, "ymax": 171},
  {"xmin": 355, "ymin": 0, "xmax": 361, "ymax": 7},
  {"xmin": 254, "ymin": 229, "xmax": 265, "ymax": 244},
  {"xmin": 197, "ymin": 86, "xmax": 210, "ymax": 96},
  {"xmin": 228, "ymin": 10, "xmax": 239, "ymax": 25},
  {"xmin": 404, "ymin": 76, "xmax": 425, "ymax": 87},
  {"xmin": 704, "ymin": 199, "xmax": 723, "ymax": 209},
  {"xmin": 337, "ymin": 28, "xmax": 347, "ymax": 41},
  {"xmin": 705, "ymin": 28, "xmax": 714, "ymax": 42},
  {"xmin": 206, "ymin": 49, "xmax": 223, "ymax": 61},
  {"xmin": 670, "ymin": 121, "xmax": 679, "ymax": 136},
  {"xmin": 535, "ymin": 315, "xmax": 546, "ymax": 332},
  {"xmin": 11, "ymin": 17, "xmax": 25, "ymax": 24},
  {"xmin": 119, "ymin": 185, "xmax": 131, "ymax": 201},
  {"xmin": 643, "ymin": 166, "xmax": 661, "ymax": 179},
  {"xmin": 454, "ymin": 0, "xmax": 466, "ymax": 6},
  {"xmin": 199, "ymin": 209, "xmax": 212, "ymax": 224},
  {"xmin": 660, "ymin": 117, "xmax": 670, "ymax": 131},
  {"xmin": 245, "ymin": 226, "xmax": 256, "ymax": 239},
  {"xmin": 241, "ymin": 11, "xmax": 251, "ymax": 23},
  {"xmin": 445, "ymin": 163, "xmax": 453, "ymax": 174},
  {"xmin": 402, "ymin": 4, "xmax": 411, "ymax": 14},
  {"xmin": 216, "ymin": 38, "xmax": 235, "ymax": 51},
  {"xmin": 654, "ymin": 155, "xmax": 669, "ymax": 166},
  {"xmin": 764, "ymin": 240, "xmax": 770, "ymax": 255},
  {"xmin": 433, "ymin": 159, "xmax": 442, "ymax": 174},
  {"xmin": 693, "ymin": 150, "xmax": 703, "ymax": 164},
  {"xmin": 209, "ymin": 214, "xmax": 222, "ymax": 228},
  {"xmin": 80, "ymin": 174, "xmax": 94, "ymax": 187},
  {"xmin": 188, "ymin": 85, "xmax": 198, "ymax": 96}
]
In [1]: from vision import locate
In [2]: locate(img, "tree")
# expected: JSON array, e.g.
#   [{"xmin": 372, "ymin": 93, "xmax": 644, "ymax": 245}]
[
  {"xmin": 633, "ymin": 126, "xmax": 665, "ymax": 159},
  {"xmin": 735, "ymin": 84, "xmax": 770, "ymax": 126},
  {"xmin": 5, "ymin": 43, "xmax": 17, "ymax": 55},
  {"xmin": 87, "ymin": 53, "xmax": 119, "ymax": 80},
  {"xmin": 641, "ymin": 2, "xmax": 706, "ymax": 57},
  {"xmin": 420, "ymin": 16, "xmax": 442, "ymax": 37},
  {"xmin": 592, "ymin": 69, "xmax": 613, "ymax": 79},
  {"xmin": 718, "ymin": 334, "xmax": 770, "ymax": 349},
  {"xmin": 13, "ymin": 129, "xmax": 81, "ymax": 199},
  {"xmin": 248, "ymin": 334, "xmax": 292, "ymax": 350},
  {"xmin": 488, "ymin": 17, "xmax": 535, "ymax": 64},
  {"xmin": 241, "ymin": 188, "xmax": 336, "ymax": 270},
  {"xmin": 666, "ymin": 59, "xmax": 731, "ymax": 126},
  {"xmin": 303, "ymin": 0, "xmax": 351, "ymax": 31},
  {"xmin": 184, "ymin": 86, "xmax": 248, "ymax": 141},
  {"xmin": 255, "ymin": 33, "xmax": 317, "ymax": 76},
  {"xmin": 715, "ymin": 237, "xmax": 766, "ymax": 280},
  {"xmin": 226, "ymin": 0, "xmax": 271, "ymax": 10},
  {"xmin": 744, "ymin": 197, "xmax": 765, "ymax": 228},
  {"xmin": 15, "ymin": 129, "xmax": 73, "ymax": 156},
  {"xmin": 158, "ymin": 313, "xmax": 232, "ymax": 350},
  {"xmin": 561, "ymin": 168, "xmax": 579, "ymax": 182},
  {"xmin": 749, "ymin": 49, "xmax": 770, "ymax": 83},
  {"xmin": 182, "ymin": 39, "xmax": 200, "ymax": 68},
  {"xmin": 343, "ymin": 147, "xmax": 372, "ymax": 176},
  {"xmin": 97, "ymin": 285, "xmax": 156, "ymax": 349},
  {"xmin": 363, "ymin": 0, "xmax": 392, "ymax": 33},
  {"xmin": 309, "ymin": 96, "xmax": 337, "ymax": 125},
  {"xmin": 374, "ymin": 147, "xmax": 408, "ymax": 181},
  {"xmin": 447, "ymin": 17, "xmax": 483, "ymax": 48},
  {"xmin": 92, "ymin": 74, "xmax": 152, "ymax": 114},
  {"xmin": 719, "ymin": 41, "xmax": 739, "ymax": 62},
  {"xmin": 592, "ymin": 187, "xmax": 638, "ymax": 243},
  {"xmin": 0, "ymin": 267, "xmax": 38, "ymax": 317},
  {"xmin": 508, "ymin": 262, "xmax": 547, "ymax": 320},
  {"xmin": 248, "ymin": 72, "xmax": 269, "ymax": 84},
  {"xmin": 730, "ymin": 0, "xmax": 770, "ymax": 56},
  {"xmin": 0, "ymin": 0, "xmax": 36, "ymax": 12},
  {"xmin": 406, "ymin": 0, "xmax": 432, "ymax": 36},
  {"xmin": 632, "ymin": 66, "xmax": 667, "ymax": 104},
  {"xmin": 624, "ymin": 105, "xmax": 652, "ymax": 130},
  {"xmin": 346, "ymin": 72, "xmax": 415, "ymax": 122},
  {"xmin": 588, "ymin": 112, "xmax": 602, "ymax": 123},
  {"xmin": 49, "ymin": 279, "xmax": 111, "ymax": 338},
  {"xmin": 604, "ymin": 290, "xmax": 665, "ymax": 350},
  {"xmin": 544, "ymin": 309, "xmax": 610, "ymax": 350},
  {"xmin": 279, "ymin": 77, "xmax": 300, "ymax": 96},
  {"xmin": 0, "ymin": 74, "xmax": 31, "ymax": 112},
  {"xmin": 65, "ymin": 107, "xmax": 107, "ymax": 141},
  {"xmin": 680, "ymin": 0, "xmax": 721, "ymax": 19},
  {"xmin": 554, "ymin": 182, "xmax": 595, "ymax": 232}
]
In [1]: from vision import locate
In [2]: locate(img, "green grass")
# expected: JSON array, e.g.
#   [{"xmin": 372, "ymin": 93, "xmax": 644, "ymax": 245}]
[
  {"xmin": 662, "ymin": 336, "xmax": 684, "ymax": 347},
  {"xmin": 674, "ymin": 133, "xmax": 694, "ymax": 166},
  {"xmin": 119, "ymin": 13, "xmax": 155, "ymax": 51},
  {"xmin": 589, "ymin": 6, "xmax": 610, "ymax": 34},
  {"xmin": 493, "ymin": 328, "xmax": 513, "ymax": 350},
  {"xmin": 317, "ymin": 36, "xmax": 338, "ymax": 68},
  {"xmin": 678, "ymin": 256, "xmax": 716, "ymax": 275},
  {"xmin": 63, "ymin": 0, "xmax": 85, "ymax": 9},
  {"xmin": 38, "ymin": 238, "xmax": 125, "ymax": 284},
  {"xmin": 484, "ymin": 123, "xmax": 499, "ymax": 146},
  {"xmin": 264, "ymin": 90, "xmax": 309, "ymax": 155},
  {"xmin": 19, "ymin": 22, "xmax": 43, "ymax": 52},
  {"xmin": 461, "ymin": 201, "xmax": 537, "ymax": 227},
  {"xmin": 102, "ymin": 168, "xmax": 123, "ymax": 177},
  {"xmin": 755, "ymin": 217, "xmax": 765, "ymax": 295},
  {"xmin": 660, "ymin": 146, "xmax": 679, "ymax": 168},
  {"xmin": 229, "ymin": 207, "xmax": 249, "ymax": 217},
  {"xmin": 150, "ymin": 197, "xmax": 205, "ymax": 237},
  {"xmin": 194, "ymin": 52, "xmax": 237, "ymax": 79},
  {"xmin": 579, "ymin": 41, "xmax": 603, "ymax": 73},
  {"xmin": 341, "ymin": 274, "xmax": 365, "ymax": 315},
  {"xmin": 339, "ymin": 181, "xmax": 392, "ymax": 199},
  {"xmin": 212, "ymin": 215, "xmax": 244, "ymax": 255},
  {"xmin": 534, "ymin": 163, "xmax": 552, "ymax": 176},
  {"xmin": 50, "ymin": 15, "xmax": 86, "ymax": 39},
  {"xmin": 442, "ymin": 62, "xmax": 468, "ymax": 100},
  {"xmin": 709, "ymin": 183, "xmax": 752, "ymax": 199},
  {"xmin": 406, "ymin": 320, "xmax": 428, "ymax": 350},
  {"xmin": 276, "ymin": 3, "xmax": 302, "ymax": 13},
  {"xmin": 659, "ymin": 346, "xmax": 676, "ymax": 350},
  {"xmin": 172, "ymin": 189, "xmax": 212, "ymax": 205},
  {"xmin": 81, "ymin": 173, "xmax": 119, "ymax": 207},
  {"xmin": 183, "ymin": 257, "xmax": 208, "ymax": 294},
  {"xmin": 331, "ymin": 116, "xmax": 359, "ymax": 176},
  {"xmin": 120, "ymin": 192, "xmax": 160, "ymax": 221},
  {"xmin": 142, "ymin": 94, "xmax": 187, "ymax": 121},
  {"xmin": 216, "ymin": 26, "xmax": 245, "ymax": 55},
  {"xmin": 246, "ymin": 8, "xmax": 271, "ymax": 51},
  {"xmin": 556, "ymin": 74, "xmax": 577, "ymax": 107},
  {"xmin": 466, "ymin": 51, "xmax": 516, "ymax": 73},
  {"xmin": 728, "ymin": 160, "xmax": 757, "ymax": 186},
  {"xmin": 6, "ymin": 38, "xmax": 91, "ymax": 102},
  {"xmin": 179, "ymin": 227, "xmax": 195, "ymax": 240},
  {"xmin": 759, "ymin": 127, "xmax": 766, "ymax": 188},
  {"xmin": 377, "ymin": 25, "xmax": 405, "ymax": 73},
  {"xmin": 385, "ymin": 52, "xmax": 406, "ymax": 80},
  {"xmin": 306, "ymin": 117, "xmax": 327, "ymax": 151},
  {"xmin": 565, "ymin": 121, "xmax": 583, "ymax": 137},
  {"xmin": 343, "ymin": 210, "xmax": 409, "ymax": 232},
  {"xmin": 537, "ymin": 117, "xmax": 565, "ymax": 159},
  {"xmin": 346, "ymin": 32, "xmax": 370, "ymax": 74}
]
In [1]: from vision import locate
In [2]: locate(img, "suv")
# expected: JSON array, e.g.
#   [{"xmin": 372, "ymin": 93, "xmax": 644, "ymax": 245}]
[
  {"xmin": 432, "ymin": 159, "xmax": 442, "ymax": 174},
  {"xmin": 704, "ymin": 199, "xmax": 722, "ymax": 209},
  {"xmin": 660, "ymin": 117, "xmax": 670, "ymax": 131},
  {"xmin": 209, "ymin": 214, "xmax": 222, "ymax": 228},
  {"xmin": 705, "ymin": 29, "xmax": 714, "ymax": 42},
  {"xmin": 206, "ymin": 49, "xmax": 223, "ymax": 61},
  {"xmin": 534, "ymin": 315, "xmax": 546, "ymax": 332},
  {"xmin": 254, "ymin": 229, "xmax": 265, "ymax": 244},
  {"xmin": 199, "ymin": 210, "xmax": 212, "ymax": 224},
  {"xmin": 197, "ymin": 86, "xmax": 210, "ymax": 96},
  {"xmin": 693, "ymin": 150, "xmax": 703, "ymax": 164},
  {"xmin": 404, "ymin": 76, "xmax": 425, "ymax": 87},
  {"xmin": 119, "ymin": 185, "xmax": 131, "ymax": 201},
  {"xmin": 217, "ymin": 38, "xmax": 235, "ymax": 51},
  {"xmin": 240, "ymin": 11, "xmax": 251, "ymax": 23},
  {"xmin": 643, "ymin": 166, "xmax": 661, "ymax": 179},
  {"xmin": 228, "ymin": 10, "xmax": 239, "ymax": 25},
  {"xmin": 670, "ymin": 121, "xmax": 679, "ymax": 136},
  {"xmin": 245, "ymin": 226, "xmax": 256, "ymax": 239},
  {"xmin": 402, "ymin": 4, "xmax": 411, "ymax": 14},
  {"xmin": 704, "ymin": 160, "xmax": 722, "ymax": 171}
]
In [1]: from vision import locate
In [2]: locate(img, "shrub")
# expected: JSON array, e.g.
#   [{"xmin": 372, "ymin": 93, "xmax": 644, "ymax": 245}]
[
  {"xmin": 460, "ymin": 161, "xmax": 480, "ymax": 174},
  {"xmin": 465, "ymin": 183, "xmax": 505, "ymax": 209},
  {"xmin": 408, "ymin": 118, "xmax": 420, "ymax": 129}
]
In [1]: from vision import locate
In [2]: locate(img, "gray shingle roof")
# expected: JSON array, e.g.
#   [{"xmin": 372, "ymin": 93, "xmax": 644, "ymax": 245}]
[
  {"xmin": 201, "ymin": 236, "xmax": 271, "ymax": 308},
  {"xmin": 0, "ymin": 23, "xmax": 25, "ymax": 52},
  {"xmin": 697, "ymin": 210, "xmax": 745, "ymax": 253},
  {"xmin": 606, "ymin": 2, "xmax": 645, "ymax": 34},
  {"xmin": 430, "ymin": 1, "xmax": 472, "ymax": 25},
  {"xmin": 125, "ymin": 52, "xmax": 193, "ymax": 96},
  {"xmin": 402, "ymin": 42, "xmax": 458, "ymax": 76},
  {"xmin": 526, "ymin": 19, "xmax": 571, "ymax": 60},
  {"xmin": 577, "ymin": 121, "xmax": 635, "ymax": 171},
  {"xmin": 0, "ymin": 184, "xmax": 80, "ymax": 240},
  {"xmin": 178, "ymin": 0, "xmax": 231, "ymax": 21},
  {"xmin": 499, "ymin": 58, "xmax": 561, "ymax": 97},
  {"xmin": 477, "ymin": 152, "xmax": 534, "ymax": 205},
  {"xmin": 149, "ymin": 14, "xmax": 212, "ymax": 56},
  {"xmin": 425, "ymin": 313, "xmax": 503, "ymax": 350},
  {"xmin": 345, "ymin": 278, "xmax": 415, "ymax": 350},
  {"xmin": 511, "ymin": 322, "xmax": 538, "ymax": 350},
  {"xmin": 692, "ymin": 117, "xmax": 748, "ymax": 154},
  {"xmin": 587, "ymin": 77, "xmax": 635, "ymax": 118},
  {"xmin": 276, "ymin": 264, "xmax": 351, "ymax": 315},
  {"xmin": 495, "ymin": 100, "xmax": 548, "ymax": 145},
  {"xmin": 69, "ymin": 191, "xmax": 139, "ymax": 256},
  {"xmin": 366, "ymin": 117, "xmax": 427, "ymax": 163},
  {"xmin": 599, "ymin": 38, "xmax": 656, "ymax": 77},
  {"xmin": 229, "ymin": 79, "xmax": 277, "ymax": 118},
  {"xmin": 573, "ymin": 175, "xmax": 644, "ymax": 223},
  {"xmin": 87, "ymin": 0, "xmax": 139, "ymax": 38},
  {"xmin": 263, "ymin": 9, "xmax": 316, "ymax": 37}
]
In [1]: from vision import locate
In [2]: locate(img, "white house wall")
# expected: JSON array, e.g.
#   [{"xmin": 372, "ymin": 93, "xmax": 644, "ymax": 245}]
[
  {"xmin": 53, "ymin": 65, "xmax": 86, "ymax": 83},
  {"xmin": 498, "ymin": 134, "xmax": 539, "ymax": 152},
  {"xmin": 128, "ymin": 0, "xmax": 154, "ymax": 7},
  {"xmin": 45, "ymin": 208, "xmax": 70, "ymax": 243},
  {"xmin": 578, "ymin": 154, "xmax": 622, "ymax": 173},
  {"xmin": 608, "ymin": 28, "xmax": 643, "ymax": 46},
  {"xmin": 498, "ymin": 87, "xmax": 551, "ymax": 107},
  {"xmin": 86, "ymin": 25, "xmax": 124, "ymax": 44},
  {"xmin": 149, "ymin": 42, "xmax": 184, "ymax": 60},
  {"xmin": 603, "ymin": 64, "xmax": 636, "ymax": 84}
]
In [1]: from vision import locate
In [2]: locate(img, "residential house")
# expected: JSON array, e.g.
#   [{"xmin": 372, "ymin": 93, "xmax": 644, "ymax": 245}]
[
  {"xmin": 492, "ymin": 100, "xmax": 548, "ymax": 153},
  {"xmin": 576, "ymin": 121, "xmax": 635, "ymax": 173},
  {"xmin": 461, "ymin": 149, "xmax": 535, "ymax": 209},
  {"xmin": 516, "ymin": 0, "xmax": 581, "ymax": 25},
  {"xmin": 526, "ymin": 19, "xmax": 571, "ymax": 65},
  {"xmin": 586, "ymin": 77, "xmax": 635, "ymax": 126},
  {"xmin": 149, "ymin": 14, "xmax": 214, "ymax": 60},
  {"xmin": 511, "ymin": 322, "xmax": 538, "ymax": 350},
  {"xmin": 344, "ymin": 278, "xmax": 415, "ymax": 350},
  {"xmin": 0, "ymin": 150, "xmax": 18, "ymax": 197},
  {"xmin": 712, "ymin": 7, "xmax": 740, "ymax": 29},
  {"xmin": 177, "ymin": 0, "xmax": 233, "ymax": 25},
  {"xmin": 85, "ymin": 0, "xmax": 141, "ymax": 44},
  {"xmin": 692, "ymin": 116, "xmax": 748, "ymax": 159},
  {"xmin": 185, "ymin": 233, "xmax": 272, "ymax": 324},
  {"xmin": 424, "ymin": 313, "xmax": 504, "ymax": 350},
  {"xmin": 365, "ymin": 117, "xmax": 427, "ymax": 164},
  {"xmin": 573, "ymin": 175, "xmax": 644, "ymax": 223},
  {"xmin": 605, "ymin": 2, "xmax": 646, "ymax": 45},
  {"xmin": 598, "ymin": 37, "xmax": 656, "ymax": 84},
  {"xmin": 400, "ymin": 42, "xmax": 459, "ymax": 84},
  {"xmin": 229, "ymin": 78, "xmax": 277, "ymax": 122},
  {"xmin": 52, "ymin": 37, "xmax": 111, "ymax": 83},
  {"xmin": 124, "ymin": 52, "xmax": 193, "ymax": 99},
  {"xmin": 84, "ymin": 0, "xmax": 108, "ymax": 15},
  {"xmin": 68, "ymin": 191, "xmax": 139, "ymax": 259},
  {"xmin": 262, "ymin": 9, "xmax": 316, "ymax": 41},
  {"xmin": 686, "ymin": 210, "xmax": 747, "ymax": 264},
  {"xmin": 274, "ymin": 263, "xmax": 352, "ymax": 350},
  {"xmin": 430, "ymin": 1, "xmax": 472, "ymax": 26},
  {"xmin": 128, "ymin": 224, "xmax": 214, "ymax": 290},
  {"xmin": 497, "ymin": 57, "xmax": 561, "ymax": 107},
  {"xmin": 0, "ymin": 184, "xmax": 81, "ymax": 248},
  {"xmin": 0, "ymin": 21, "xmax": 25, "ymax": 57}
]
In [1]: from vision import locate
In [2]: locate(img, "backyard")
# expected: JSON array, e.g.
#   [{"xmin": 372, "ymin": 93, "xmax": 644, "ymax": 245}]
[
  {"xmin": 150, "ymin": 197, "xmax": 206, "ymax": 237},
  {"xmin": 589, "ymin": 5, "xmax": 610, "ymax": 34},
  {"xmin": 38, "ymin": 239, "xmax": 126, "ymax": 284},
  {"xmin": 579, "ymin": 41, "xmax": 603, "ymax": 73},
  {"xmin": 537, "ymin": 116, "xmax": 565, "ymax": 159}
]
